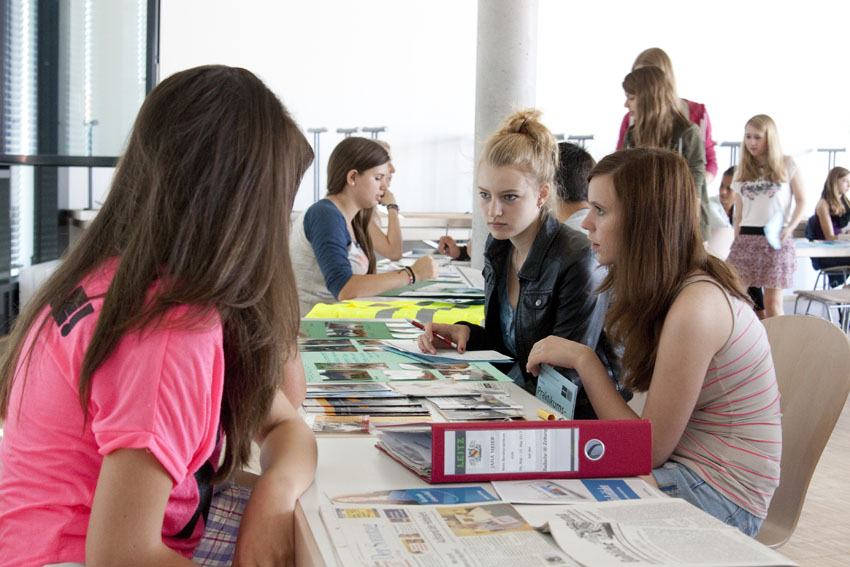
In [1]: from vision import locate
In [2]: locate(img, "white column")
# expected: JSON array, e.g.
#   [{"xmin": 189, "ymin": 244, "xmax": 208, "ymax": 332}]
[{"xmin": 471, "ymin": 0, "xmax": 538, "ymax": 269}]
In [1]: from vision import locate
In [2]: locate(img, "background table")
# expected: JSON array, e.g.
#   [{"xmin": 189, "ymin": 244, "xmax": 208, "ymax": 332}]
[{"xmin": 793, "ymin": 238, "xmax": 850, "ymax": 258}]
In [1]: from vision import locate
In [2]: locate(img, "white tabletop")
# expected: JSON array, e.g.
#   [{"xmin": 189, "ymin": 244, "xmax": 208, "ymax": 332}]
[
  {"xmin": 794, "ymin": 238, "xmax": 850, "ymax": 258},
  {"xmin": 294, "ymin": 383, "xmax": 556, "ymax": 566}
]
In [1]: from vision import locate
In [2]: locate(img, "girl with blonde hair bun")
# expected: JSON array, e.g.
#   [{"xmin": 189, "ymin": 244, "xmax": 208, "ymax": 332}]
[
  {"xmin": 419, "ymin": 109, "xmax": 626, "ymax": 419},
  {"xmin": 726, "ymin": 114, "xmax": 806, "ymax": 317}
]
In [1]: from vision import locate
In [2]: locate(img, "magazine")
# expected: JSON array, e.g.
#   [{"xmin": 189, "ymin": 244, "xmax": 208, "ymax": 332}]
[{"xmin": 306, "ymin": 414, "xmax": 431, "ymax": 436}]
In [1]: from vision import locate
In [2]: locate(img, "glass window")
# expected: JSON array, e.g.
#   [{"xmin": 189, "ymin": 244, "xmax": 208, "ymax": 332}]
[{"xmin": 1, "ymin": 0, "xmax": 153, "ymax": 278}]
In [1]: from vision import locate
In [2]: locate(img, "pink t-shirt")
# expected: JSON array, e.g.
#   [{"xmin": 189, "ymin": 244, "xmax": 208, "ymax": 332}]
[{"xmin": 0, "ymin": 259, "xmax": 225, "ymax": 566}]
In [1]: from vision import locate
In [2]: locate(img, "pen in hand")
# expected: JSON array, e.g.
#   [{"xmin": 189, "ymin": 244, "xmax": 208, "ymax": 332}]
[{"xmin": 409, "ymin": 319, "xmax": 459, "ymax": 350}]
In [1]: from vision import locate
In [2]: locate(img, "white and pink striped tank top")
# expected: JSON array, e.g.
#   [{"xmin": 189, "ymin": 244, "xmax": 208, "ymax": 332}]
[{"xmin": 671, "ymin": 275, "xmax": 782, "ymax": 518}]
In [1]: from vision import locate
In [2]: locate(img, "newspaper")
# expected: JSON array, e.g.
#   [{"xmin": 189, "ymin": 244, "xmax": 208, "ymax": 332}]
[
  {"xmin": 319, "ymin": 502, "xmax": 578, "ymax": 567},
  {"xmin": 519, "ymin": 498, "xmax": 796, "ymax": 566}
]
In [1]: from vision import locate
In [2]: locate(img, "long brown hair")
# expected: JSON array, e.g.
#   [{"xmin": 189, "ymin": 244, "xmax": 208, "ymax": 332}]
[
  {"xmin": 737, "ymin": 114, "xmax": 788, "ymax": 183},
  {"xmin": 632, "ymin": 47, "xmax": 677, "ymax": 97},
  {"xmin": 590, "ymin": 148, "xmax": 748, "ymax": 392},
  {"xmin": 326, "ymin": 137, "xmax": 390, "ymax": 273},
  {"xmin": 0, "ymin": 65, "xmax": 314, "ymax": 481},
  {"xmin": 822, "ymin": 166, "xmax": 849, "ymax": 216},
  {"xmin": 623, "ymin": 66, "xmax": 690, "ymax": 149}
]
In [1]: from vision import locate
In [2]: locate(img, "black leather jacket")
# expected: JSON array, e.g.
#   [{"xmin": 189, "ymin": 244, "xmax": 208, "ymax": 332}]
[{"xmin": 460, "ymin": 214, "xmax": 626, "ymax": 418}]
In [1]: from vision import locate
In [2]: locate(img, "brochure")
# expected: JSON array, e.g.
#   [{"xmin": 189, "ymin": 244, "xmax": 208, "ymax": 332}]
[
  {"xmin": 330, "ymin": 486, "xmax": 498, "ymax": 506},
  {"xmin": 535, "ymin": 364, "xmax": 579, "ymax": 420},
  {"xmin": 305, "ymin": 383, "xmax": 406, "ymax": 399},
  {"xmin": 491, "ymin": 477, "xmax": 663, "ymax": 504},
  {"xmin": 388, "ymin": 381, "xmax": 508, "ymax": 397},
  {"xmin": 428, "ymin": 394, "xmax": 523, "ymax": 411},
  {"xmin": 438, "ymin": 408, "xmax": 525, "ymax": 421},
  {"xmin": 381, "ymin": 339, "xmax": 513, "ymax": 363},
  {"xmin": 299, "ymin": 347, "xmax": 512, "ymax": 383},
  {"xmin": 306, "ymin": 414, "xmax": 431, "ymax": 436},
  {"xmin": 302, "ymin": 397, "xmax": 425, "ymax": 408},
  {"xmin": 398, "ymin": 282, "xmax": 484, "ymax": 297},
  {"xmin": 379, "ymin": 281, "xmax": 484, "ymax": 298},
  {"xmin": 300, "ymin": 318, "xmax": 420, "ymax": 340},
  {"xmin": 304, "ymin": 405, "xmax": 431, "ymax": 416},
  {"xmin": 306, "ymin": 414, "xmax": 372, "ymax": 435}
]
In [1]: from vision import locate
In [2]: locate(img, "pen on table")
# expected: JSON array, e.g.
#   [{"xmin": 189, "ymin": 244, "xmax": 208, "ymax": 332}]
[
  {"xmin": 537, "ymin": 408, "xmax": 566, "ymax": 421},
  {"xmin": 408, "ymin": 319, "xmax": 459, "ymax": 350}
]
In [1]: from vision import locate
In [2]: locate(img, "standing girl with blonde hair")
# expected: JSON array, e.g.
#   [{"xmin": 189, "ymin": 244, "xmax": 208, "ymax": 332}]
[
  {"xmin": 528, "ymin": 148, "xmax": 780, "ymax": 536},
  {"xmin": 727, "ymin": 114, "xmax": 807, "ymax": 317},
  {"xmin": 419, "ymin": 109, "xmax": 624, "ymax": 419},
  {"xmin": 621, "ymin": 65, "xmax": 711, "ymax": 240}
]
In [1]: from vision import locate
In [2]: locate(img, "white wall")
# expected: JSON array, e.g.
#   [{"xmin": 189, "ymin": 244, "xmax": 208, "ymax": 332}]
[{"xmin": 160, "ymin": 0, "xmax": 850, "ymax": 215}]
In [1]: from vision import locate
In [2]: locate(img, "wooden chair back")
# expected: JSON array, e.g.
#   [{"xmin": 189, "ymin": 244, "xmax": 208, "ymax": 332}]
[{"xmin": 756, "ymin": 315, "xmax": 850, "ymax": 547}]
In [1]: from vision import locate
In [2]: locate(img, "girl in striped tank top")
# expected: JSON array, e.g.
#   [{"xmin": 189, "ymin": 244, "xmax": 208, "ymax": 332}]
[{"xmin": 527, "ymin": 148, "xmax": 781, "ymax": 536}]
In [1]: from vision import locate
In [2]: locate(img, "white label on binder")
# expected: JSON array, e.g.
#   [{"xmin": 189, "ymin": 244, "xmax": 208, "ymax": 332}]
[{"xmin": 444, "ymin": 428, "xmax": 579, "ymax": 476}]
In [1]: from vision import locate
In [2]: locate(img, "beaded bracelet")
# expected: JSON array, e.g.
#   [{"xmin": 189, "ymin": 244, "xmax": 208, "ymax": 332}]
[
  {"xmin": 386, "ymin": 203, "xmax": 399, "ymax": 211},
  {"xmin": 402, "ymin": 266, "xmax": 416, "ymax": 284}
]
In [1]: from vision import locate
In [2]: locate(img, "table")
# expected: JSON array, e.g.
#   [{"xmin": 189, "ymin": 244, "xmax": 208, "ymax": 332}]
[
  {"xmin": 288, "ymin": 320, "xmax": 792, "ymax": 566},
  {"xmin": 708, "ymin": 234, "xmax": 850, "ymax": 261},
  {"xmin": 794, "ymin": 287, "xmax": 850, "ymax": 332},
  {"xmin": 293, "ymin": 383, "xmax": 557, "ymax": 566},
  {"xmin": 793, "ymin": 238, "xmax": 850, "ymax": 258}
]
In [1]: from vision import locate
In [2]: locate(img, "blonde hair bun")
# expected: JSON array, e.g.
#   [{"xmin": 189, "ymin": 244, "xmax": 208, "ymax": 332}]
[{"xmin": 482, "ymin": 108, "xmax": 558, "ymax": 189}]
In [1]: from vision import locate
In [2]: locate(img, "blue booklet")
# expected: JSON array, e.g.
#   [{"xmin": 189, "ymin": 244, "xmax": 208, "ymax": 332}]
[
  {"xmin": 332, "ymin": 486, "xmax": 498, "ymax": 505},
  {"xmin": 534, "ymin": 364, "xmax": 578, "ymax": 419}
]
